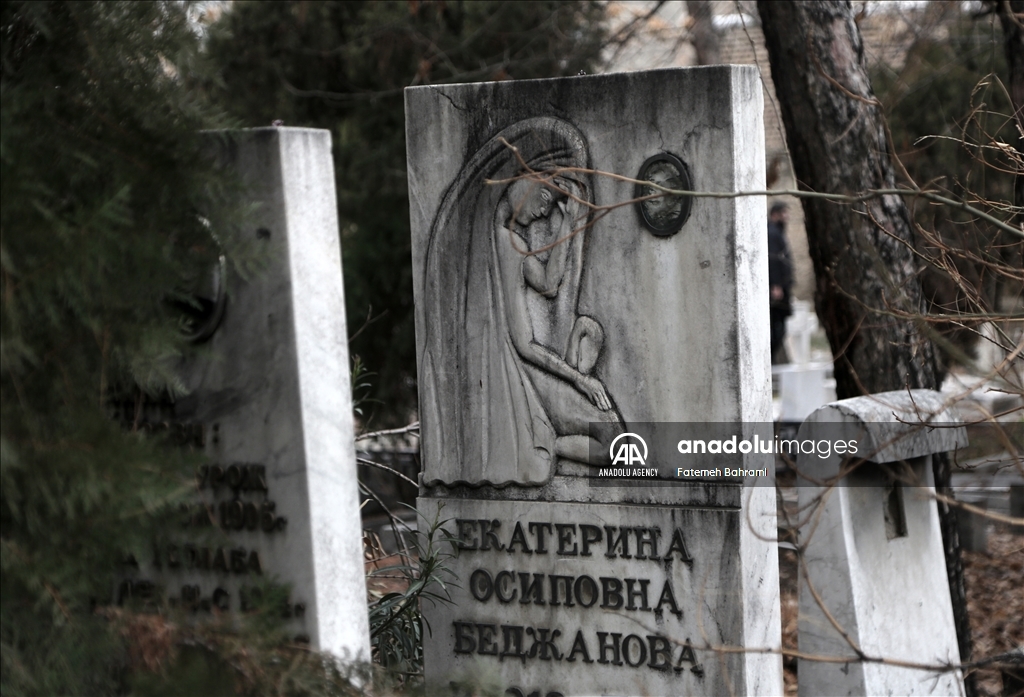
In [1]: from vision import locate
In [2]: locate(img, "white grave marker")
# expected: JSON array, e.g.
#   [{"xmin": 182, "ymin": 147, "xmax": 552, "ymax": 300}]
[{"xmin": 797, "ymin": 389, "xmax": 966, "ymax": 696}]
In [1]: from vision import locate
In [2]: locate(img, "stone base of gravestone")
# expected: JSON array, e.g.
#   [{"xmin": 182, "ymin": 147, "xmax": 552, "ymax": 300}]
[
  {"xmin": 135, "ymin": 128, "xmax": 369, "ymax": 662},
  {"xmin": 797, "ymin": 390, "xmax": 966, "ymax": 697},
  {"xmin": 784, "ymin": 301, "xmax": 817, "ymax": 365},
  {"xmin": 407, "ymin": 66, "xmax": 782, "ymax": 696}
]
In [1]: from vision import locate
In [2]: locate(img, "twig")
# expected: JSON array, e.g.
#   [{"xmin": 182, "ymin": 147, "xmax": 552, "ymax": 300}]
[
  {"xmin": 489, "ymin": 165, "xmax": 1022, "ymax": 238},
  {"xmin": 356, "ymin": 422, "xmax": 420, "ymax": 441},
  {"xmin": 357, "ymin": 457, "xmax": 418, "ymax": 488}
]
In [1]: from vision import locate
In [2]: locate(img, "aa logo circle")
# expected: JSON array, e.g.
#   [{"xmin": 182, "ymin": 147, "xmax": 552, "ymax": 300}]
[{"xmin": 609, "ymin": 433, "xmax": 648, "ymax": 466}]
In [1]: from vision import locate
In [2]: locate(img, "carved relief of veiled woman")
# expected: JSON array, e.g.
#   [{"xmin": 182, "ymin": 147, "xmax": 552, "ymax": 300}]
[{"xmin": 421, "ymin": 117, "xmax": 622, "ymax": 486}]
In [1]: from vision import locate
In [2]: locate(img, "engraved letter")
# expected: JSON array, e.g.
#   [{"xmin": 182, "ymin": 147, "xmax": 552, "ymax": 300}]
[
  {"xmin": 600, "ymin": 577, "xmax": 623, "ymax": 609},
  {"xmin": 596, "ymin": 632, "xmax": 623, "ymax": 665},
  {"xmin": 555, "ymin": 524, "xmax": 578, "ymax": 555},
  {"xmin": 456, "ymin": 519, "xmax": 479, "ymax": 550},
  {"xmin": 230, "ymin": 547, "xmax": 247, "ymax": 574},
  {"xmin": 633, "ymin": 527, "xmax": 660, "ymax": 560},
  {"xmin": 495, "ymin": 571, "xmax": 518, "ymax": 603},
  {"xmin": 212, "ymin": 587, "xmax": 230, "ymax": 611},
  {"xmin": 548, "ymin": 575, "xmax": 575, "ymax": 607},
  {"xmin": 654, "ymin": 580, "xmax": 682, "ymax": 618},
  {"xmin": 605, "ymin": 526, "xmax": 632, "ymax": 559},
  {"xmin": 527, "ymin": 627, "xmax": 563, "ymax": 661},
  {"xmin": 454, "ymin": 621, "xmax": 476, "ymax": 654},
  {"xmin": 528, "ymin": 522, "xmax": 552, "ymax": 553},
  {"xmin": 566, "ymin": 630, "xmax": 594, "ymax": 663},
  {"xmin": 212, "ymin": 547, "xmax": 228, "ymax": 573},
  {"xmin": 574, "ymin": 575, "xmax": 599, "ymax": 608},
  {"xmin": 501, "ymin": 625, "xmax": 527, "ymax": 662},
  {"xmin": 507, "ymin": 522, "xmax": 532, "ymax": 554},
  {"xmin": 622, "ymin": 634, "xmax": 648, "ymax": 668},
  {"xmin": 665, "ymin": 528, "xmax": 692, "ymax": 561},
  {"xmin": 625, "ymin": 578, "xmax": 651, "ymax": 611},
  {"xmin": 579, "ymin": 524, "xmax": 602, "ymax": 556},
  {"xmin": 519, "ymin": 572, "xmax": 545, "ymax": 605},
  {"xmin": 479, "ymin": 519, "xmax": 504, "ymax": 551},
  {"xmin": 477, "ymin": 624, "xmax": 499, "ymax": 655},
  {"xmin": 647, "ymin": 635, "xmax": 673, "ymax": 671},
  {"xmin": 470, "ymin": 569, "xmax": 494, "ymax": 602},
  {"xmin": 676, "ymin": 644, "xmax": 700, "ymax": 672}
]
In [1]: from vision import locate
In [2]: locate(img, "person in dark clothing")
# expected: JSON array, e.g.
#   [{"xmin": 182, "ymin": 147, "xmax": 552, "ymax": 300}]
[{"xmin": 767, "ymin": 202, "xmax": 793, "ymax": 363}]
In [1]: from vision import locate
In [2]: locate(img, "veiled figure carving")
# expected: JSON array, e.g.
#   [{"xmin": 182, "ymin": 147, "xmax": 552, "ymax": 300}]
[{"xmin": 421, "ymin": 117, "xmax": 622, "ymax": 486}]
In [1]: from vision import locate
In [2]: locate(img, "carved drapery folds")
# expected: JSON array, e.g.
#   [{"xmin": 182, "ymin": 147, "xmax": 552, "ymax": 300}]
[{"xmin": 421, "ymin": 117, "xmax": 621, "ymax": 486}]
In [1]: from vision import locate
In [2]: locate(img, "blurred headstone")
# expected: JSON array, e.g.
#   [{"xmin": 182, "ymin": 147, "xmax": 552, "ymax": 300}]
[
  {"xmin": 956, "ymin": 498, "xmax": 989, "ymax": 553},
  {"xmin": 775, "ymin": 301, "xmax": 834, "ymax": 423},
  {"xmin": 125, "ymin": 128, "xmax": 370, "ymax": 663},
  {"xmin": 1010, "ymin": 484, "xmax": 1024, "ymax": 535}
]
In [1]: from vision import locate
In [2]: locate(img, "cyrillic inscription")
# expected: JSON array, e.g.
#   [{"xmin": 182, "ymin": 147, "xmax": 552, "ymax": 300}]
[
  {"xmin": 427, "ymin": 501, "xmax": 724, "ymax": 694},
  {"xmin": 127, "ymin": 460, "xmax": 305, "ymax": 624}
]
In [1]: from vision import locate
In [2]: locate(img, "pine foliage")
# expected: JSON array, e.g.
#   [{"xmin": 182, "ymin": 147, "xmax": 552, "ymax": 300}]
[{"xmin": 0, "ymin": 2, "xmax": 243, "ymax": 693}]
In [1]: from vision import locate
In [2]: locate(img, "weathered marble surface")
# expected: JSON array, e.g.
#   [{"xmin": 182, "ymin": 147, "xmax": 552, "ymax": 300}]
[
  {"xmin": 421, "ymin": 499, "xmax": 743, "ymax": 696},
  {"xmin": 797, "ymin": 390, "xmax": 966, "ymax": 696},
  {"xmin": 160, "ymin": 128, "xmax": 370, "ymax": 661},
  {"xmin": 407, "ymin": 66, "xmax": 772, "ymax": 488},
  {"xmin": 407, "ymin": 67, "xmax": 781, "ymax": 696}
]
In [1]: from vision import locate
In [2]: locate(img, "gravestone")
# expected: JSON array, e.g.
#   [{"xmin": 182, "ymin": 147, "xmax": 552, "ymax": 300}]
[
  {"xmin": 774, "ymin": 362, "xmax": 835, "ymax": 423},
  {"xmin": 774, "ymin": 301, "xmax": 835, "ymax": 423},
  {"xmin": 956, "ymin": 497, "xmax": 988, "ymax": 553},
  {"xmin": 127, "ymin": 128, "xmax": 370, "ymax": 662},
  {"xmin": 796, "ymin": 390, "xmax": 966, "ymax": 696},
  {"xmin": 1011, "ymin": 484, "xmax": 1024, "ymax": 534},
  {"xmin": 406, "ymin": 67, "xmax": 782, "ymax": 696},
  {"xmin": 784, "ymin": 300, "xmax": 818, "ymax": 365}
]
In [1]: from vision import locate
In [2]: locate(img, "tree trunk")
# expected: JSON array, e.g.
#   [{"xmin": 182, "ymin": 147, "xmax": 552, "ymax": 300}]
[
  {"xmin": 996, "ymin": 0, "xmax": 1024, "ymax": 226},
  {"xmin": 757, "ymin": 1, "xmax": 937, "ymax": 398},
  {"xmin": 757, "ymin": 2, "xmax": 974, "ymax": 692},
  {"xmin": 686, "ymin": 0, "xmax": 721, "ymax": 65}
]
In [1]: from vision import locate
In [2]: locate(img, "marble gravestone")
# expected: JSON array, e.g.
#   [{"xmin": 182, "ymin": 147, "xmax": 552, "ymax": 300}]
[
  {"xmin": 130, "ymin": 129, "xmax": 370, "ymax": 662},
  {"xmin": 407, "ymin": 67, "xmax": 782, "ymax": 696},
  {"xmin": 797, "ymin": 390, "xmax": 966, "ymax": 696}
]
